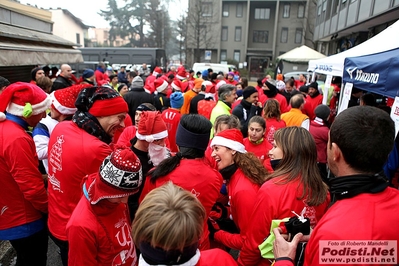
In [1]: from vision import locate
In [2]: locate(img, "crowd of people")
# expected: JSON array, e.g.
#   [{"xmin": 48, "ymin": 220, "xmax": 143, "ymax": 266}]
[{"xmin": 0, "ymin": 62, "xmax": 398, "ymax": 266}]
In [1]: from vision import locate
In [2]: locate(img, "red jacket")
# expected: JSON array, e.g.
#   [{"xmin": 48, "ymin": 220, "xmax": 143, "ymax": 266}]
[
  {"xmin": 225, "ymin": 79, "xmax": 237, "ymax": 85},
  {"xmin": 191, "ymin": 248, "xmax": 237, "ymax": 265},
  {"xmin": 0, "ymin": 120, "xmax": 47, "ymax": 231},
  {"xmin": 303, "ymin": 94, "xmax": 323, "ymax": 120},
  {"xmin": 259, "ymin": 93, "xmax": 289, "ymax": 114},
  {"xmin": 238, "ymin": 178, "xmax": 330, "ymax": 266},
  {"xmin": 204, "ymin": 141, "xmax": 217, "ymax": 169},
  {"xmin": 116, "ymin": 126, "xmax": 136, "ymax": 147},
  {"xmin": 309, "ymin": 120, "xmax": 329, "ymax": 163},
  {"xmin": 214, "ymin": 168, "xmax": 260, "ymax": 250},
  {"xmin": 243, "ymin": 138, "xmax": 273, "ymax": 172},
  {"xmin": 161, "ymin": 108, "xmax": 181, "ymax": 153},
  {"xmin": 95, "ymin": 69, "xmax": 109, "ymax": 85},
  {"xmin": 67, "ymin": 178, "xmax": 137, "ymax": 266},
  {"xmin": 47, "ymin": 121, "xmax": 112, "ymax": 240},
  {"xmin": 139, "ymin": 248, "xmax": 237, "ymax": 266},
  {"xmin": 265, "ymin": 118, "xmax": 286, "ymax": 146},
  {"xmin": 303, "ymin": 187, "xmax": 399, "ymax": 266},
  {"xmin": 139, "ymin": 159, "xmax": 223, "ymax": 250}
]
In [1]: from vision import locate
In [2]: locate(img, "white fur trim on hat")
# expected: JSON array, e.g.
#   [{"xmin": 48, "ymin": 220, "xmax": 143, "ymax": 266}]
[
  {"xmin": 136, "ymin": 130, "xmax": 168, "ymax": 142},
  {"xmin": 6, "ymin": 95, "xmax": 51, "ymax": 117},
  {"xmin": 176, "ymin": 74, "xmax": 186, "ymax": 80},
  {"xmin": 156, "ymin": 80, "xmax": 168, "ymax": 92},
  {"xmin": 171, "ymin": 82, "xmax": 181, "ymax": 91},
  {"xmin": 50, "ymin": 92, "xmax": 77, "ymax": 115},
  {"xmin": 211, "ymin": 136, "xmax": 247, "ymax": 153}
]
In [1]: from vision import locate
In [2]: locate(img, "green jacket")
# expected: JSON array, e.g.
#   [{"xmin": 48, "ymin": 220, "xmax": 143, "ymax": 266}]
[{"xmin": 209, "ymin": 100, "xmax": 231, "ymax": 138}]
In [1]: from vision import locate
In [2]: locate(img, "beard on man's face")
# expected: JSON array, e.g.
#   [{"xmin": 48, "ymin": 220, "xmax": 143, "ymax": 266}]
[{"xmin": 148, "ymin": 142, "xmax": 168, "ymax": 166}]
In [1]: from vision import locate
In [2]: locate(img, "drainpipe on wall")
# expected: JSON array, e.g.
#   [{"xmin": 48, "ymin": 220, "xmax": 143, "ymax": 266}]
[
  {"xmin": 272, "ymin": 0, "xmax": 280, "ymax": 62},
  {"xmin": 303, "ymin": 0, "xmax": 310, "ymax": 46},
  {"xmin": 244, "ymin": 0, "xmax": 250, "ymax": 69}
]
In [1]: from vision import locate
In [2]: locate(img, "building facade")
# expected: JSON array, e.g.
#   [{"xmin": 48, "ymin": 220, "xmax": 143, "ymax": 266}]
[
  {"xmin": 314, "ymin": 0, "xmax": 399, "ymax": 55},
  {"xmin": 186, "ymin": 0, "xmax": 316, "ymax": 77},
  {"xmin": 88, "ymin": 28, "xmax": 131, "ymax": 47},
  {"xmin": 48, "ymin": 8, "xmax": 91, "ymax": 47}
]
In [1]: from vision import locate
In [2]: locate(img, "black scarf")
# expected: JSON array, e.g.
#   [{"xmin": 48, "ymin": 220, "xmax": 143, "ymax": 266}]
[
  {"xmin": 219, "ymin": 163, "xmax": 237, "ymax": 181},
  {"xmin": 263, "ymin": 88, "xmax": 277, "ymax": 98},
  {"xmin": 72, "ymin": 111, "xmax": 112, "ymax": 144},
  {"xmin": 222, "ymin": 100, "xmax": 232, "ymax": 109},
  {"xmin": 140, "ymin": 242, "xmax": 198, "ymax": 265},
  {"xmin": 329, "ymin": 172, "xmax": 389, "ymax": 205}
]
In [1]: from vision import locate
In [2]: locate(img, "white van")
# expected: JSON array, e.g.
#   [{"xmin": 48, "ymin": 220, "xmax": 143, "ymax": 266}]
[{"xmin": 192, "ymin": 63, "xmax": 230, "ymax": 76}]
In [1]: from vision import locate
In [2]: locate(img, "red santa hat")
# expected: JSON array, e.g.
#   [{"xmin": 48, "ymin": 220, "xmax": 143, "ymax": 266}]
[
  {"xmin": 51, "ymin": 84, "xmax": 91, "ymax": 115},
  {"xmin": 153, "ymin": 67, "xmax": 162, "ymax": 76},
  {"xmin": 176, "ymin": 68, "xmax": 187, "ymax": 80},
  {"xmin": 211, "ymin": 128, "xmax": 247, "ymax": 153},
  {"xmin": 136, "ymin": 111, "xmax": 168, "ymax": 143},
  {"xmin": 171, "ymin": 79, "xmax": 182, "ymax": 91},
  {"xmin": 87, "ymin": 145, "xmax": 143, "ymax": 204},
  {"xmin": 0, "ymin": 82, "xmax": 51, "ymax": 121},
  {"xmin": 154, "ymin": 78, "xmax": 168, "ymax": 93}
]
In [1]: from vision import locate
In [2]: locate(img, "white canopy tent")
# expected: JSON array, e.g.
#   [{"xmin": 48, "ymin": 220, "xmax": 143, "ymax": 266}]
[
  {"xmin": 277, "ymin": 45, "xmax": 326, "ymax": 62},
  {"xmin": 308, "ymin": 19, "xmax": 399, "ymax": 76}
]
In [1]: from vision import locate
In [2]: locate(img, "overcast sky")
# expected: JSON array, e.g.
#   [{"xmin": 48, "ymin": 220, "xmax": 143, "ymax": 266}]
[{"xmin": 20, "ymin": 0, "xmax": 188, "ymax": 28}]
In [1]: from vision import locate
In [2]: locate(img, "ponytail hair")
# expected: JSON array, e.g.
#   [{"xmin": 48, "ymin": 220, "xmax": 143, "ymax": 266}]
[{"xmin": 150, "ymin": 114, "xmax": 212, "ymax": 183}]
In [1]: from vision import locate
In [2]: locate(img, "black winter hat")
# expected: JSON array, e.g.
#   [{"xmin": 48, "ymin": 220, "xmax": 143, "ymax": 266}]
[
  {"xmin": 31, "ymin": 67, "xmax": 43, "ymax": 81},
  {"xmin": 243, "ymin": 86, "xmax": 257, "ymax": 99},
  {"xmin": 315, "ymin": 104, "xmax": 330, "ymax": 120}
]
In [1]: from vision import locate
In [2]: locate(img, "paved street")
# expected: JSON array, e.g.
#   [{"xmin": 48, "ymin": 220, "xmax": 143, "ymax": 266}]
[{"xmin": 0, "ymin": 238, "xmax": 62, "ymax": 266}]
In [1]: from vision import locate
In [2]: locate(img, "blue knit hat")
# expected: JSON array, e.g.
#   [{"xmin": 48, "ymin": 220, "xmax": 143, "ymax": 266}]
[
  {"xmin": 170, "ymin": 92, "xmax": 184, "ymax": 109},
  {"xmin": 82, "ymin": 69, "xmax": 95, "ymax": 79},
  {"xmin": 202, "ymin": 69, "xmax": 209, "ymax": 79}
]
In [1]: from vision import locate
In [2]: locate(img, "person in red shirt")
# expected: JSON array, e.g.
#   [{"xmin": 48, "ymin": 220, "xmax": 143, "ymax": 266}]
[
  {"xmin": 238, "ymin": 127, "xmax": 330, "ymax": 266},
  {"xmin": 67, "ymin": 146, "xmax": 142, "ymax": 266},
  {"xmin": 0, "ymin": 82, "xmax": 51, "ymax": 266},
  {"xmin": 210, "ymin": 129, "xmax": 268, "ymax": 251},
  {"xmin": 259, "ymin": 79, "xmax": 289, "ymax": 113},
  {"xmin": 263, "ymin": 99, "xmax": 286, "ymax": 146},
  {"xmin": 162, "ymin": 92, "xmax": 183, "ymax": 153},
  {"xmin": 303, "ymin": 82, "xmax": 323, "ymax": 120},
  {"xmin": 294, "ymin": 73, "xmax": 306, "ymax": 89},
  {"xmin": 47, "ymin": 86, "xmax": 128, "ymax": 266},
  {"xmin": 140, "ymin": 114, "xmax": 223, "ymax": 251},
  {"xmin": 243, "ymin": 116, "xmax": 273, "ymax": 171},
  {"xmin": 94, "ymin": 62, "xmax": 109, "ymax": 85},
  {"xmin": 309, "ymin": 104, "xmax": 330, "ymax": 183},
  {"xmin": 132, "ymin": 182, "xmax": 237, "ymax": 265},
  {"xmin": 225, "ymin": 72, "xmax": 238, "ymax": 85},
  {"xmin": 273, "ymin": 106, "xmax": 399, "ymax": 266}
]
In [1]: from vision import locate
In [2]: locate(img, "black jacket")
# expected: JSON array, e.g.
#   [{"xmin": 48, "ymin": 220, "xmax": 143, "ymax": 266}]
[
  {"xmin": 51, "ymin": 75, "xmax": 73, "ymax": 92},
  {"xmin": 153, "ymin": 92, "xmax": 170, "ymax": 112},
  {"xmin": 124, "ymin": 87, "xmax": 154, "ymax": 123},
  {"xmin": 189, "ymin": 93, "xmax": 206, "ymax": 114},
  {"xmin": 232, "ymin": 99, "xmax": 262, "ymax": 137}
]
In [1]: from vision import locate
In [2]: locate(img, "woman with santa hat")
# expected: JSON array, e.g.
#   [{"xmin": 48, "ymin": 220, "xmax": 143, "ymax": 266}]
[
  {"xmin": 209, "ymin": 128, "xmax": 268, "ymax": 251},
  {"xmin": 139, "ymin": 114, "xmax": 223, "ymax": 251}
]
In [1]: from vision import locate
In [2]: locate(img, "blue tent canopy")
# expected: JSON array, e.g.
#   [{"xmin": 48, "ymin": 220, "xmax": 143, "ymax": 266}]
[{"xmin": 343, "ymin": 48, "xmax": 399, "ymax": 99}]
